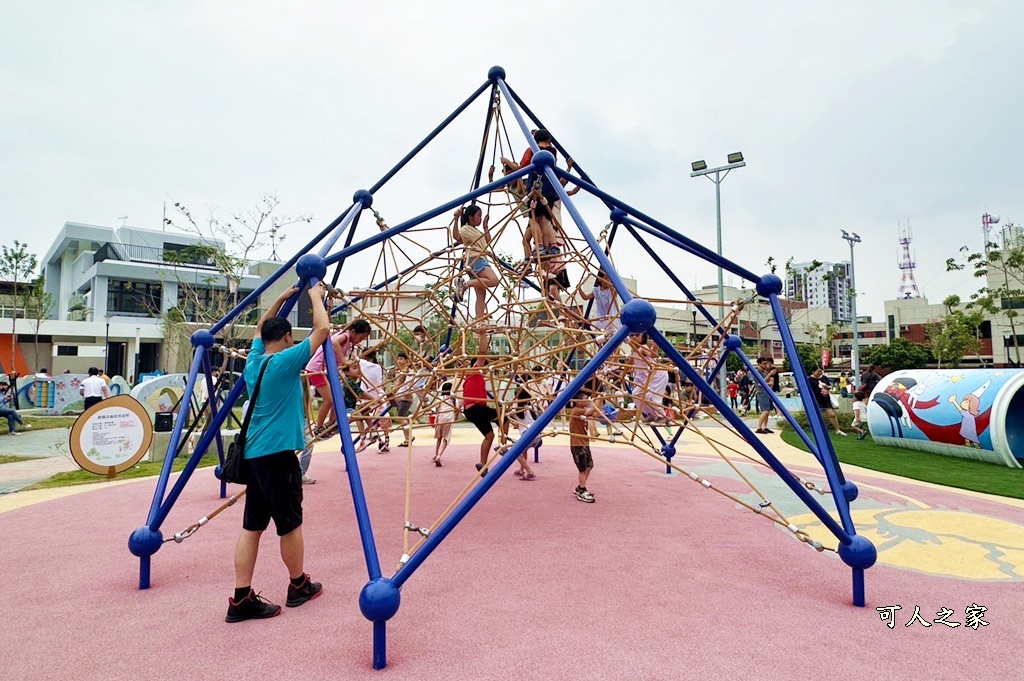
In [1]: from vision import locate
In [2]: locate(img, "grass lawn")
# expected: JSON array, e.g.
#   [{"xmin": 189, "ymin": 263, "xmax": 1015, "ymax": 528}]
[
  {"xmin": 0, "ymin": 455, "xmax": 34, "ymax": 465},
  {"xmin": 780, "ymin": 429, "xmax": 1024, "ymax": 500},
  {"xmin": 24, "ymin": 452, "xmax": 221, "ymax": 490},
  {"xmin": 1, "ymin": 415, "xmax": 78, "ymax": 435}
]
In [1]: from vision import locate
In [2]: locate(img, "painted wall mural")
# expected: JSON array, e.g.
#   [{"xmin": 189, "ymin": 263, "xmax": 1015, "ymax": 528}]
[{"xmin": 868, "ymin": 369, "xmax": 1024, "ymax": 469}]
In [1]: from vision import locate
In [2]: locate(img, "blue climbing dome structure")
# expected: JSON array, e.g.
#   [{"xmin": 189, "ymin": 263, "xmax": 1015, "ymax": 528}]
[{"xmin": 129, "ymin": 66, "xmax": 876, "ymax": 670}]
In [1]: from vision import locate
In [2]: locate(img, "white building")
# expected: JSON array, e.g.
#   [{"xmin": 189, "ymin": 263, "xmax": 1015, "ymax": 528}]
[
  {"xmin": 0, "ymin": 222, "xmax": 307, "ymax": 377},
  {"xmin": 785, "ymin": 261, "xmax": 853, "ymax": 323}
]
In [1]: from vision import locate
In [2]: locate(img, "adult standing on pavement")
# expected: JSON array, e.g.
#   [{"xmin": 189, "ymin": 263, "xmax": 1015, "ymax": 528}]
[
  {"xmin": 226, "ymin": 281, "xmax": 331, "ymax": 623},
  {"xmin": 80, "ymin": 367, "xmax": 110, "ymax": 410}
]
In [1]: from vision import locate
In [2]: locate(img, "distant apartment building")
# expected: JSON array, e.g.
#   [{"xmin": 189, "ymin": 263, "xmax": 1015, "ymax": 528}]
[{"xmin": 785, "ymin": 261, "xmax": 853, "ymax": 323}]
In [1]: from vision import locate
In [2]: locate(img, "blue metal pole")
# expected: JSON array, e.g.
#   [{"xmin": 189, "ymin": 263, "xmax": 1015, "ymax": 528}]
[
  {"xmin": 151, "ymin": 377, "xmax": 249, "ymax": 528},
  {"xmin": 494, "ymin": 79, "xmax": 540, "ymax": 155},
  {"xmin": 317, "ymin": 203, "xmax": 362, "ymax": 259},
  {"xmin": 373, "ymin": 621, "xmax": 387, "ymax": 670},
  {"xmin": 620, "ymin": 223, "xmax": 722, "ymax": 331},
  {"xmin": 735, "ymin": 350, "xmax": 820, "ymax": 461},
  {"xmin": 648, "ymin": 327, "xmax": 852, "ymax": 543},
  {"xmin": 199, "ymin": 353, "xmax": 228, "ymax": 499},
  {"xmin": 209, "ymin": 208, "xmax": 364, "ymax": 335},
  {"xmin": 554, "ymin": 168, "xmax": 762, "ymax": 284},
  {"xmin": 469, "ymin": 84, "xmax": 499, "ymax": 192},
  {"xmin": 391, "ymin": 325, "xmax": 631, "ymax": 588},
  {"xmin": 323, "ymin": 331, "xmax": 383, "ymax": 580},
  {"xmin": 144, "ymin": 347, "xmax": 206, "ymax": 526},
  {"xmin": 323, "ymin": 167, "xmax": 533, "ymax": 268},
  {"xmin": 768, "ymin": 294, "xmax": 855, "ymax": 535},
  {"xmin": 622, "ymin": 214, "xmax": 737, "ymax": 276},
  {"xmin": 369, "ymin": 80, "xmax": 492, "ymax": 194}
]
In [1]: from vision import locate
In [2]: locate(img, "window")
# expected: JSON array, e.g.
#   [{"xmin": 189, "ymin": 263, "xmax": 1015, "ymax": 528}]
[
  {"xmin": 108, "ymin": 280, "xmax": 162, "ymax": 316},
  {"xmin": 56, "ymin": 345, "xmax": 78, "ymax": 356}
]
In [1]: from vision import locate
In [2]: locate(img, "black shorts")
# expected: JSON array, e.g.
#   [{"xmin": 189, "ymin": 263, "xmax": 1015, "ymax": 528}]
[
  {"xmin": 84, "ymin": 396, "xmax": 103, "ymax": 410},
  {"xmin": 546, "ymin": 269, "xmax": 570, "ymax": 290},
  {"xmin": 243, "ymin": 450, "xmax": 303, "ymax": 536},
  {"xmin": 571, "ymin": 445, "xmax": 593, "ymax": 473},
  {"xmin": 393, "ymin": 399, "xmax": 414, "ymax": 417},
  {"xmin": 531, "ymin": 195, "xmax": 560, "ymax": 222},
  {"xmin": 464, "ymin": 404, "xmax": 498, "ymax": 435}
]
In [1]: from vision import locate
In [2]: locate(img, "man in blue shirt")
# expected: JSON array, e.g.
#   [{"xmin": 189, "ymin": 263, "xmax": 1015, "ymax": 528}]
[{"xmin": 226, "ymin": 282, "xmax": 330, "ymax": 623}]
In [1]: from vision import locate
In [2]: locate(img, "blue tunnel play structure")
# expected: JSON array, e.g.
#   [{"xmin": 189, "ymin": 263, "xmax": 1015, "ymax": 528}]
[{"xmin": 128, "ymin": 66, "xmax": 876, "ymax": 670}]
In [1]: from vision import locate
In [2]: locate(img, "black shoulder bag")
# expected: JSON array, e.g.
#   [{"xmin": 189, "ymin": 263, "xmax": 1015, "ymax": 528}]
[{"xmin": 220, "ymin": 360, "xmax": 270, "ymax": 485}]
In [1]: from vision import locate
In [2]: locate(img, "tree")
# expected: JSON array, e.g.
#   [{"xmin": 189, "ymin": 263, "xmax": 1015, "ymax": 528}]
[
  {"xmin": 21, "ymin": 276, "xmax": 54, "ymax": 370},
  {"xmin": 947, "ymin": 243, "xmax": 1024, "ymax": 366},
  {"xmin": 925, "ymin": 295, "xmax": 984, "ymax": 369},
  {"xmin": 782, "ymin": 343, "xmax": 820, "ymax": 373},
  {"xmin": 863, "ymin": 338, "xmax": 929, "ymax": 372},
  {"xmin": 0, "ymin": 240, "xmax": 39, "ymax": 372},
  {"xmin": 161, "ymin": 194, "xmax": 313, "ymax": 369}
]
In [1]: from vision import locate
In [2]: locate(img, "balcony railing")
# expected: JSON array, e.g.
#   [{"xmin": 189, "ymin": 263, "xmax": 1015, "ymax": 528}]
[{"xmin": 94, "ymin": 242, "xmax": 220, "ymax": 270}]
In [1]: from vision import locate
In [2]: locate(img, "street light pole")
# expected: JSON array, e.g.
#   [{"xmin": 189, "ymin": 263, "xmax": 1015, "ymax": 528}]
[
  {"xmin": 691, "ymin": 153, "xmax": 746, "ymax": 398},
  {"xmin": 841, "ymin": 231, "xmax": 862, "ymax": 387},
  {"xmin": 104, "ymin": 314, "xmax": 112, "ymax": 375}
]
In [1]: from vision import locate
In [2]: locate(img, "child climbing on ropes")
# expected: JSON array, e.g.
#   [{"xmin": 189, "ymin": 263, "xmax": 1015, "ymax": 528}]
[
  {"xmin": 433, "ymin": 381, "xmax": 458, "ymax": 466},
  {"xmin": 452, "ymin": 205, "xmax": 500, "ymax": 350},
  {"xmin": 390, "ymin": 353, "xmax": 416, "ymax": 448},
  {"xmin": 851, "ymin": 391, "xmax": 868, "ymax": 440},
  {"xmin": 569, "ymin": 391, "xmax": 599, "ymax": 503},
  {"xmin": 461, "ymin": 356, "xmax": 509, "ymax": 476},
  {"xmin": 579, "ymin": 269, "xmax": 621, "ymax": 344},
  {"xmin": 359, "ymin": 349, "xmax": 392, "ymax": 453},
  {"xmin": 510, "ymin": 373, "xmax": 539, "ymax": 479},
  {"xmin": 500, "ymin": 129, "xmax": 578, "ymax": 262},
  {"xmin": 306, "ymin": 318, "xmax": 372, "ymax": 438},
  {"xmin": 340, "ymin": 359, "xmax": 366, "ymax": 441},
  {"xmin": 631, "ymin": 334, "xmax": 669, "ymax": 424}
]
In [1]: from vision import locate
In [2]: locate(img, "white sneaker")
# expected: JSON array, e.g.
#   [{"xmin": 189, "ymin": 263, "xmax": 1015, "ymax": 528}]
[
  {"xmin": 21, "ymin": 423, "xmax": 32, "ymax": 429},
  {"xmin": 302, "ymin": 475, "xmax": 317, "ymax": 484},
  {"xmin": 836, "ymin": 431, "xmax": 848, "ymax": 436}
]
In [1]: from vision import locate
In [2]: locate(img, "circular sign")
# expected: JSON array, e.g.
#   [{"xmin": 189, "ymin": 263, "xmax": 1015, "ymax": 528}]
[{"xmin": 69, "ymin": 395, "xmax": 154, "ymax": 477}]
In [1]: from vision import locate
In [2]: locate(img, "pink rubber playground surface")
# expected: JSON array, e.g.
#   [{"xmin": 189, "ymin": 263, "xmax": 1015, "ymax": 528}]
[{"xmin": 1, "ymin": 439, "xmax": 1021, "ymax": 679}]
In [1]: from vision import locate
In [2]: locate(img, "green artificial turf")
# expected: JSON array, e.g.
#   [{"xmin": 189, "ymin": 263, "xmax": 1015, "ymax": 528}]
[
  {"xmin": 780, "ymin": 429, "xmax": 1024, "ymax": 500},
  {"xmin": 25, "ymin": 452, "xmax": 221, "ymax": 490},
  {"xmin": 0, "ymin": 415, "xmax": 78, "ymax": 434}
]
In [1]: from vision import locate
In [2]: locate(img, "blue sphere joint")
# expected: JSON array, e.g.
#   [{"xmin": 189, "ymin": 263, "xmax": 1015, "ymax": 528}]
[
  {"xmin": 487, "ymin": 65, "xmax": 506, "ymax": 82},
  {"xmin": 214, "ymin": 463, "xmax": 225, "ymax": 480},
  {"xmin": 532, "ymin": 149, "xmax": 556, "ymax": 169},
  {"xmin": 353, "ymin": 189, "xmax": 373, "ymax": 208},
  {"xmin": 620, "ymin": 298, "xmax": 657, "ymax": 334},
  {"xmin": 756, "ymin": 273, "xmax": 784, "ymax": 298},
  {"xmin": 128, "ymin": 526, "xmax": 164, "ymax": 558},
  {"xmin": 841, "ymin": 480, "xmax": 860, "ymax": 503},
  {"xmin": 838, "ymin": 535, "xmax": 877, "ymax": 570},
  {"xmin": 660, "ymin": 443, "xmax": 676, "ymax": 461},
  {"xmin": 724, "ymin": 334, "xmax": 743, "ymax": 351},
  {"xmin": 190, "ymin": 329, "xmax": 215, "ymax": 349},
  {"xmin": 359, "ymin": 577, "xmax": 401, "ymax": 622},
  {"xmin": 609, "ymin": 207, "xmax": 628, "ymax": 223},
  {"xmin": 296, "ymin": 253, "xmax": 327, "ymax": 282}
]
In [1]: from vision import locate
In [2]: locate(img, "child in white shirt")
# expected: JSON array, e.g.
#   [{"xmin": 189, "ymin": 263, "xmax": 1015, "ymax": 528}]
[{"xmin": 851, "ymin": 391, "xmax": 868, "ymax": 440}]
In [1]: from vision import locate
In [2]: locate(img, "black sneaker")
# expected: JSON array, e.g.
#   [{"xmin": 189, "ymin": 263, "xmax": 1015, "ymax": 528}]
[
  {"xmin": 575, "ymin": 487, "xmax": 595, "ymax": 503},
  {"xmin": 226, "ymin": 590, "xmax": 281, "ymax": 623},
  {"xmin": 286, "ymin": 574, "xmax": 323, "ymax": 608}
]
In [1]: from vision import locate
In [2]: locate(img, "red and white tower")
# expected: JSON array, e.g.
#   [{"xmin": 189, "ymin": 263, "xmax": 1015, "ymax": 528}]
[{"xmin": 897, "ymin": 222, "xmax": 922, "ymax": 299}]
